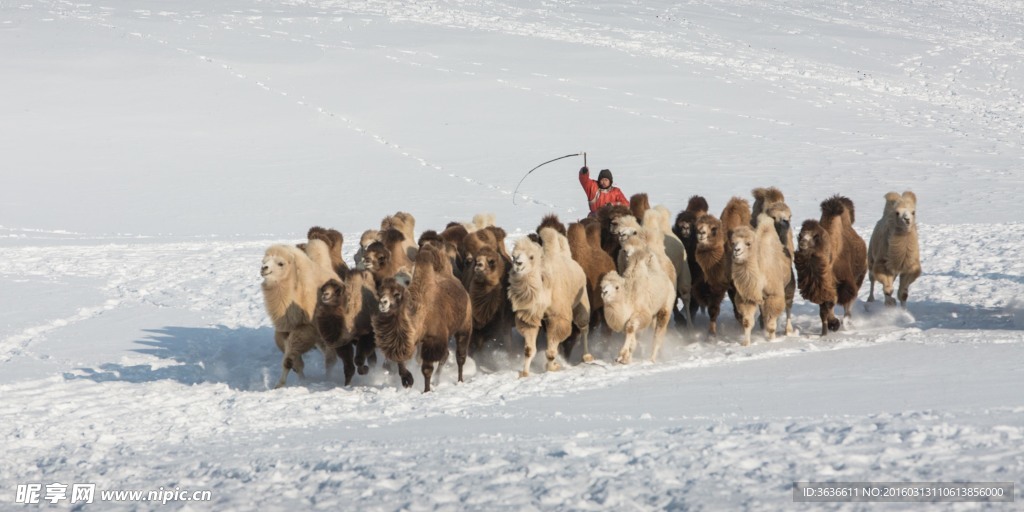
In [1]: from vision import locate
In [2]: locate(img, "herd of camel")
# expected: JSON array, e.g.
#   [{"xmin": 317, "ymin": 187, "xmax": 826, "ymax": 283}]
[{"xmin": 259, "ymin": 188, "xmax": 921, "ymax": 392}]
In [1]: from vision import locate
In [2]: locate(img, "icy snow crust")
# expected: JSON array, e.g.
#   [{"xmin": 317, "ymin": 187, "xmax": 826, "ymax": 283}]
[{"xmin": 2, "ymin": 0, "xmax": 1022, "ymax": 510}]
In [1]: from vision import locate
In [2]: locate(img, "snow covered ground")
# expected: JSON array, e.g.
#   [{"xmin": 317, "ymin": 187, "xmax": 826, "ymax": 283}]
[{"xmin": 2, "ymin": 0, "xmax": 1022, "ymax": 509}]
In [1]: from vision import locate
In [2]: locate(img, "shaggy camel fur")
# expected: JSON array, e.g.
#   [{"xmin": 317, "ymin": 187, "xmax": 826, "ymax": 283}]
[
  {"xmin": 417, "ymin": 230, "xmax": 443, "ymax": 248},
  {"xmin": 823, "ymin": 195, "xmax": 868, "ymax": 319},
  {"xmin": 508, "ymin": 228, "xmax": 591, "ymax": 376},
  {"xmin": 602, "ymin": 233, "xmax": 676, "ymax": 363},
  {"xmin": 868, "ymin": 191, "xmax": 921, "ymax": 308},
  {"xmin": 462, "ymin": 226, "xmax": 511, "ymax": 288},
  {"xmin": 630, "ymin": 193, "xmax": 651, "ymax": 222},
  {"xmin": 694, "ymin": 197, "xmax": 751, "ymax": 335},
  {"xmin": 314, "ymin": 268, "xmax": 378, "ymax": 384},
  {"xmin": 597, "ymin": 203, "xmax": 632, "ymax": 262},
  {"xmin": 613, "ymin": 209, "xmax": 694, "ymax": 326},
  {"xmin": 467, "ymin": 246, "xmax": 515, "ymax": 355},
  {"xmin": 307, "ymin": 226, "xmax": 348, "ymax": 274},
  {"xmin": 795, "ymin": 196, "xmax": 868, "ymax": 335},
  {"xmin": 568, "ymin": 221, "xmax": 617, "ymax": 334},
  {"xmin": 524, "ymin": 215, "xmax": 590, "ymax": 359},
  {"xmin": 750, "ymin": 187, "xmax": 796, "ymax": 334},
  {"xmin": 380, "ymin": 211, "xmax": 419, "ymax": 262},
  {"xmin": 461, "ymin": 212, "xmax": 497, "ymax": 233},
  {"xmin": 694, "ymin": 214, "xmax": 729, "ymax": 335},
  {"xmin": 301, "ymin": 237, "xmax": 336, "ymax": 278},
  {"xmin": 527, "ymin": 214, "xmax": 567, "ymax": 245},
  {"xmin": 646, "ymin": 206, "xmax": 694, "ymax": 327},
  {"xmin": 795, "ymin": 220, "xmax": 840, "ymax": 335},
  {"xmin": 751, "ymin": 188, "xmax": 795, "ymax": 255},
  {"xmin": 611, "ymin": 215, "xmax": 684, "ymax": 325},
  {"xmin": 435, "ymin": 223, "xmax": 470, "ymax": 280},
  {"xmin": 674, "ymin": 195, "xmax": 710, "ymax": 320},
  {"xmin": 353, "ymin": 229, "xmax": 379, "ymax": 270},
  {"xmin": 372, "ymin": 245, "xmax": 472, "ymax": 392},
  {"xmin": 362, "ymin": 228, "xmax": 415, "ymax": 288},
  {"xmin": 730, "ymin": 215, "xmax": 794, "ymax": 346},
  {"xmin": 261, "ymin": 244, "xmax": 339, "ymax": 388}
]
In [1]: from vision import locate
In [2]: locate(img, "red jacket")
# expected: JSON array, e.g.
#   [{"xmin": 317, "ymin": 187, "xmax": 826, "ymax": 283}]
[{"xmin": 579, "ymin": 169, "xmax": 628, "ymax": 215}]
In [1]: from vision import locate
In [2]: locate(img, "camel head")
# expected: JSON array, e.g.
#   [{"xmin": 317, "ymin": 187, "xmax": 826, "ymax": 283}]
[
  {"xmin": 675, "ymin": 210, "xmax": 698, "ymax": 240},
  {"xmin": 318, "ymin": 279, "xmax": 345, "ymax": 307},
  {"xmin": 599, "ymin": 271, "xmax": 625, "ymax": 303},
  {"xmin": 730, "ymin": 226, "xmax": 756, "ymax": 264},
  {"xmin": 892, "ymin": 192, "xmax": 917, "ymax": 233},
  {"xmin": 362, "ymin": 242, "xmax": 390, "ymax": 272},
  {"xmin": 510, "ymin": 237, "xmax": 542, "ymax": 276},
  {"xmin": 797, "ymin": 220, "xmax": 829, "ymax": 254},
  {"xmin": 695, "ymin": 215, "xmax": 722, "ymax": 248},
  {"xmin": 765, "ymin": 203, "xmax": 792, "ymax": 234},
  {"xmin": 619, "ymin": 232, "xmax": 646, "ymax": 259},
  {"xmin": 472, "ymin": 247, "xmax": 504, "ymax": 285},
  {"xmin": 261, "ymin": 245, "xmax": 297, "ymax": 287},
  {"xmin": 610, "ymin": 215, "xmax": 641, "ymax": 245},
  {"xmin": 376, "ymin": 277, "xmax": 406, "ymax": 314}
]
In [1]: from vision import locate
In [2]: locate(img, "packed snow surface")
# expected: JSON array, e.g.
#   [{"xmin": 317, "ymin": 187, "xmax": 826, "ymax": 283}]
[{"xmin": 1, "ymin": 0, "xmax": 1022, "ymax": 509}]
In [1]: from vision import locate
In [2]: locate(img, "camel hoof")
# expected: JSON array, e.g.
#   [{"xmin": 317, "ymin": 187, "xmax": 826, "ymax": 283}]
[
  {"xmin": 546, "ymin": 361, "xmax": 563, "ymax": 372},
  {"xmin": 518, "ymin": 370, "xmax": 530, "ymax": 379},
  {"xmin": 399, "ymin": 372, "xmax": 414, "ymax": 388},
  {"xmin": 358, "ymin": 365, "xmax": 369, "ymax": 376},
  {"xmin": 827, "ymin": 318, "xmax": 841, "ymax": 332},
  {"xmin": 884, "ymin": 297, "xmax": 897, "ymax": 307},
  {"xmin": 582, "ymin": 353, "xmax": 594, "ymax": 363},
  {"xmin": 616, "ymin": 354, "xmax": 631, "ymax": 365},
  {"xmin": 741, "ymin": 339, "xmax": 750, "ymax": 347}
]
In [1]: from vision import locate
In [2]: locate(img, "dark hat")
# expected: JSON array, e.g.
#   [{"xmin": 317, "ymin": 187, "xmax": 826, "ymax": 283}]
[{"xmin": 598, "ymin": 169, "xmax": 613, "ymax": 186}]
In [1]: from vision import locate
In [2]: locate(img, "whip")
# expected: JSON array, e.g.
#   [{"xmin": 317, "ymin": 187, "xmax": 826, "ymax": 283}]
[{"xmin": 512, "ymin": 152, "xmax": 586, "ymax": 205}]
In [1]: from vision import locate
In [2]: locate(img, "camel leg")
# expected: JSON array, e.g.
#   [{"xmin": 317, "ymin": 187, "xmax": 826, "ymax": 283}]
[
  {"xmin": 784, "ymin": 302, "xmax": 794, "ymax": 336},
  {"xmin": 707, "ymin": 298, "xmax": 721, "ymax": 337},
  {"xmin": 877, "ymin": 272, "xmax": 897, "ymax": 307},
  {"xmin": 765, "ymin": 315, "xmax": 779, "ymax": 341},
  {"xmin": 683, "ymin": 296, "xmax": 693, "ymax": 329},
  {"xmin": 617, "ymin": 321, "xmax": 638, "ymax": 364},
  {"xmin": 727, "ymin": 287, "xmax": 742, "ymax": 323},
  {"xmin": 334, "ymin": 343, "xmax": 356, "ymax": 386},
  {"xmin": 421, "ymin": 360, "xmax": 435, "ymax": 393},
  {"xmin": 433, "ymin": 343, "xmax": 449, "ymax": 388},
  {"xmin": 688, "ymin": 295, "xmax": 700, "ymax": 324},
  {"xmin": 578, "ymin": 322, "xmax": 592, "ymax": 363},
  {"xmin": 518, "ymin": 322, "xmax": 539, "ymax": 378},
  {"xmin": 545, "ymin": 319, "xmax": 570, "ymax": 372},
  {"xmin": 277, "ymin": 348, "xmax": 305, "ymax": 389},
  {"xmin": 820, "ymin": 301, "xmax": 839, "ymax": 335},
  {"xmin": 275, "ymin": 354, "xmax": 293, "ymax": 389},
  {"xmin": 275, "ymin": 329, "xmax": 316, "ymax": 389},
  {"xmin": 650, "ymin": 309, "xmax": 671, "ymax": 363},
  {"xmin": 455, "ymin": 330, "xmax": 470, "ymax": 383},
  {"xmin": 785, "ymin": 271, "xmax": 796, "ymax": 335},
  {"xmin": 560, "ymin": 325, "xmax": 578, "ymax": 363},
  {"xmin": 354, "ymin": 334, "xmax": 376, "ymax": 375},
  {"xmin": 867, "ymin": 271, "xmax": 877, "ymax": 302},
  {"xmin": 321, "ymin": 341, "xmax": 338, "ymax": 380},
  {"xmin": 396, "ymin": 361, "xmax": 415, "ymax": 388},
  {"xmin": 738, "ymin": 301, "xmax": 757, "ymax": 347},
  {"xmin": 574, "ymin": 302, "xmax": 593, "ymax": 363},
  {"xmin": 898, "ymin": 271, "xmax": 920, "ymax": 309}
]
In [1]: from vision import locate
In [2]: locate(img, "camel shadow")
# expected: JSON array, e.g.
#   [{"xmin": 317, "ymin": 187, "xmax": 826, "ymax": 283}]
[
  {"xmin": 62, "ymin": 326, "xmax": 332, "ymax": 391},
  {"xmin": 781, "ymin": 296, "xmax": 1022, "ymax": 333}
]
